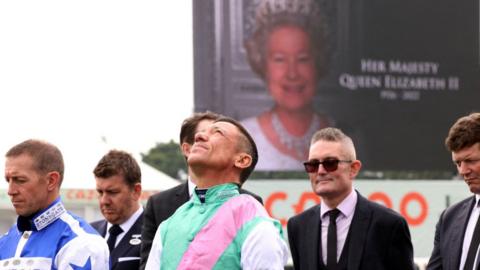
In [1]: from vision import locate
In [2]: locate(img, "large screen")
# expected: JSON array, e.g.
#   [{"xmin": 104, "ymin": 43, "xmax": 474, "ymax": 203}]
[{"xmin": 193, "ymin": 0, "xmax": 480, "ymax": 175}]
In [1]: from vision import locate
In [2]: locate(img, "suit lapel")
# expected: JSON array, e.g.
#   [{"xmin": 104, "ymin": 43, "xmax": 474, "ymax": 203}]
[
  {"xmin": 95, "ymin": 220, "xmax": 107, "ymax": 237},
  {"xmin": 449, "ymin": 196, "xmax": 475, "ymax": 269},
  {"xmin": 110, "ymin": 213, "xmax": 143, "ymax": 269},
  {"xmin": 347, "ymin": 193, "xmax": 372, "ymax": 270},
  {"xmin": 305, "ymin": 205, "xmax": 322, "ymax": 269},
  {"xmin": 176, "ymin": 182, "xmax": 190, "ymax": 203}
]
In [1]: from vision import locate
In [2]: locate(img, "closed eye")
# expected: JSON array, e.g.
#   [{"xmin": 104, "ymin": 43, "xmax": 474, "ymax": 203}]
[
  {"xmin": 454, "ymin": 158, "xmax": 480, "ymax": 167},
  {"xmin": 6, "ymin": 177, "xmax": 27, "ymax": 184}
]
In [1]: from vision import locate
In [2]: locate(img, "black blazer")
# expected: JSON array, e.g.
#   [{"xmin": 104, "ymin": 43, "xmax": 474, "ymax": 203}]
[
  {"xmin": 91, "ymin": 213, "xmax": 143, "ymax": 270},
  {"xmin": 427, "ymin": 196, "xmax": 475, "ymax": 270},
  {"xmin": 139, "ymin": 182, "xmax": 263, "ymax": 270},
  {"xmin": 287, "ymin": 192, "xmax": 414, "ymax": 270}
]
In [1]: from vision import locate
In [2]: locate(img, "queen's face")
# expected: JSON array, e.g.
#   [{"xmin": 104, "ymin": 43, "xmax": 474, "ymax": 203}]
[{"xmin": 265, "ymin": 25, "xmax": 317, "ymax": 112}]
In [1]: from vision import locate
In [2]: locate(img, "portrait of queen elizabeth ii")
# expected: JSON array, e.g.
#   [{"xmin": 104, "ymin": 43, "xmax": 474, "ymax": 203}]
[{"xmin": 240, "ymin": 0, "xmax": 334, "ymax": 171}]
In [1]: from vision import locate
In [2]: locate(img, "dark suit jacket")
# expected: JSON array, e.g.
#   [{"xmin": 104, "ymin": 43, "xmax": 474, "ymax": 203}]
[
  {"xmin": 287, "ymin": 191, "xmax": 414, "ymax": 270},
  {"xmin": 427, "ymin": 195, "xmax": 475, "ymax": 270},
  {"xmin": 91, "ymin": 213, "xmax": 143, "ymax": 270},
  {"xmin": 139, "ymin": 182, "xmax": 263, "ymax": 270}
]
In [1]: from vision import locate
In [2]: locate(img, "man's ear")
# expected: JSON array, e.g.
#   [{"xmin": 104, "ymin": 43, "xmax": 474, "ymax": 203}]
[
  {"xmin": 46, "ymin": 171, "xmax": 61, "ymax": 191},
  {"xmin": 132, "ymin": 183, "xmax": 142, "ymax": 200},
  {"xmin": 349, "ymin": 160, "xmax": 362, "ymax": 178},
  {"xmin": 234, "ymin": 153, "xmax": 252, "ymax": 169},
  {"xmin": 181, "ymin": 142, "xmax": 191, "ymax": 157}
]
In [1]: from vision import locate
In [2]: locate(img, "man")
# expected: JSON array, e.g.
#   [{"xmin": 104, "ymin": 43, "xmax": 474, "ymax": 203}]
[
  {"xmin": 287, "ymin": 127, "xmax": 414, "ymax": 270},
  {"xmin": 90, "ymin": 150, "xmax": 143, "ymax": 270},
  {"xmin": 0, "ymin": 139, "xmax": 109, "ymax": 269},
  {"xmin": 145, "ymin": 116, "xmax": 288, "ymax": 269},
  {"xmin": 427, "ymin": 112, "xmax": 480, "ymax": 270},
  {"xmin": 139, "ymin": 112, "xmax": 263, "ymax": 269}
]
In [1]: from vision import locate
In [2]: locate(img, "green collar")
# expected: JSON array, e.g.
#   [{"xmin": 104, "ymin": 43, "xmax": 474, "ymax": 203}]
[{"xmin": 192, "ymin": 183, "xmax": 239, "ymax": 204}]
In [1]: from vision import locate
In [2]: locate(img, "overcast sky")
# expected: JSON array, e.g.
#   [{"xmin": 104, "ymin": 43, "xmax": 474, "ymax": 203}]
[{"xmin": 0, "ymin": 1, "xmax": 194, "ymax": 157}]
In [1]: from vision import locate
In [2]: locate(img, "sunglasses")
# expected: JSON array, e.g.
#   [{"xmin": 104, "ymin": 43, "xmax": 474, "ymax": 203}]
[{"xmin": 303, "ymin": 158, "xmax": 352, "ymax": 173}]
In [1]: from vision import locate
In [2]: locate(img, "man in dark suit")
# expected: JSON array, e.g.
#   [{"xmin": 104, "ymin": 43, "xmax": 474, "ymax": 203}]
[
  {"xmin": 139, "ymin": 112, "xmax": 263, "ymax": 269},
  {"xmin": 287, "ymin": 127, "xmax": 414, "ymax": 270},
  {"xmin": 427, "ymin": 113, "xmax": 480, "ymax": 270},
  {"xmin": 91, "ymin": 150, "xmax": 144, "ymax": 270}
]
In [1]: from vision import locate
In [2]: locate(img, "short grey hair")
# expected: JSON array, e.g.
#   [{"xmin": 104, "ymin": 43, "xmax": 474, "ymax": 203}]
[{"xmin": 310, "ymin": 127, "xmax": 357, "ymax": 160}]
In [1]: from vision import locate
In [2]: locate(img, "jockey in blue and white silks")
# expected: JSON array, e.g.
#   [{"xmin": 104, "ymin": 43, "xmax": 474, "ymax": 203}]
[{"xmin": 0, "ymin": 197, "xmax": 109, "ymax": 270}]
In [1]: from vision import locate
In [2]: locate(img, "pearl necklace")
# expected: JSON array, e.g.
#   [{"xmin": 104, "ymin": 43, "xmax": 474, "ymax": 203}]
[{"xmin": 271, "ymin": 112, "xmax": 320, "ymax": 158}]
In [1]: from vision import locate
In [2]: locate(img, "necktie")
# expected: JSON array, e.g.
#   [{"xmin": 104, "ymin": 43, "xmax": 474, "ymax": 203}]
[
  {"xmin": 107, "ymin": 224, "xmax": 123, "ymax": 252},
  {"xmin": 465, "ymin": 202, "xmax": 480, "ymax": 270},
  {"xmin": 327, "ymin": 209, "xmax": 340, "ymax": 269}
]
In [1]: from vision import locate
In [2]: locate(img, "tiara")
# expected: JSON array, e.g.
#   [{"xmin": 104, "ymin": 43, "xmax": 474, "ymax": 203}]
[
  {"xmin": 255, "ymin": 0, "xmax": 320, "ymax": 22},
  {"xmin": 242, "ymin": 0, "xmax": 328, "ymax": 41},
  {"xmin": 254, "ymin": 0, "xmax": 323, "ymax": 27},
  {"xmin": 242, "ymin": 0, "xmax": 335, "ymax": 70}
]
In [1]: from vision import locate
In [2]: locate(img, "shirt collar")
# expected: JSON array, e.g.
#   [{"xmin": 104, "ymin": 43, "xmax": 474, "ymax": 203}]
[
  {"xmin": 107, "ymin": 205, "xmax": 143, "ymax": 234},
  {"xmin": 188, "ymin": 177, "xmax": 196, "ymax": 198},
  {"xmin": 17, "ymin": 197, "xmax": 66, "ymax": 232},
  {"xmin": 192, "ymin": 183, "xmax": 239, "ymax": 204},
  {"xmin": 475, "ymin": 194, "xmax": 480, "ymax": 206},
  {"xmin": 320, "ymin": 189, "xmax": 357, "ymax": 219}
]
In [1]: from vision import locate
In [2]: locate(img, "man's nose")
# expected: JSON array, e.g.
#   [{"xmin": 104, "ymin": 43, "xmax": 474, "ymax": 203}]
[
  {"xmin": 194, "ymin": 131, "xmax": 208, "ymax": 142},
  {"xmin": 99, "ymin": 193, "xmax": 110, "ymax": 205},
  {"xmin": 316, "ymin": 163, "xmax": 328, "ymax": 174},
  {"xmin": 7, "ymin": 181, "xmax": 17, "ymax": 196},
  {"xmin": 458, "ymin": 162, "xmax": 471, "ymax": 176}
]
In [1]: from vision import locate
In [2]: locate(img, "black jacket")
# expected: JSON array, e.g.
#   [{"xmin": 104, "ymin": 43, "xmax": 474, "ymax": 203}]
[
  {"xmin": 91, "ymin": 213, "xmax": 143, "ymax": 270},
  {"xmin": 288, "ymin": 192, "xmax": 414, "ymax": 270}
]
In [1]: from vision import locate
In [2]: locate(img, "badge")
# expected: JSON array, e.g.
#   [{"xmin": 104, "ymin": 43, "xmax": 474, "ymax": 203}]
[
  {"xmin": 130, "ymin": 239, "xmax": 141, "ymax": 245},
  {"xmin": 129, "ymin": 234, "xmax": 141, "ymax": 245}
]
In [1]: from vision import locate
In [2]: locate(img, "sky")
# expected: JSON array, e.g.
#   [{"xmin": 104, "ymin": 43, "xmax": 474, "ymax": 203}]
[{"xmin": 0, "ymin": 1, "xmax": 194, "ymax": 158}]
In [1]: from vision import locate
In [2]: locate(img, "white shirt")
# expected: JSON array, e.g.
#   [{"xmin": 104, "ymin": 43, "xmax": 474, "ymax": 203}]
[
  {"xmin": 460, "ymin": 195, "xmax": 480, "ymax": 270},
  {"xmin": 320, "ymin": 190, "xmax": 357, "ymax": 264},
  {"xmin": 105, "ymin": 206, "xmax": 143, "ymax": 248},
  {"xmin": 187, "ymin": 177, "xmax": 196, "ymax": 198}
]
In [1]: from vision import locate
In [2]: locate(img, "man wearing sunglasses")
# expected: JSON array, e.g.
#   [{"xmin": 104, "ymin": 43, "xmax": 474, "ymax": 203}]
[
  {"xmin": 287, "ymin": 127, "xmax": 414, "ymax": 270},
  {"xmin": 427, "ymin": 113, "xmax": 480, "ymax": 270}
]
